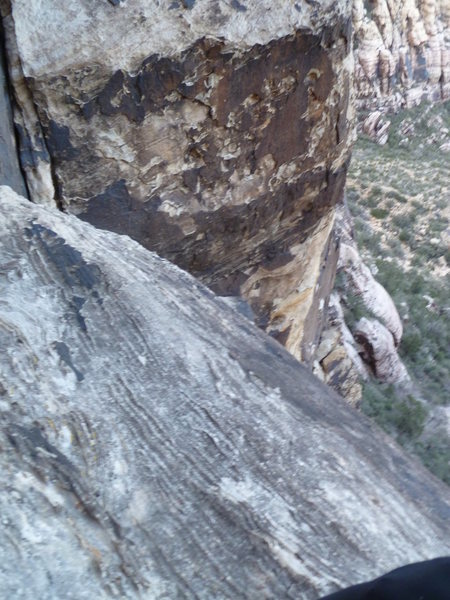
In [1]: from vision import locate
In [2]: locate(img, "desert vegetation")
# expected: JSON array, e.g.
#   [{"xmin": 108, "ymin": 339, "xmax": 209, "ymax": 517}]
[{"xmin": 342, "ymin": 101, "xmax": 450, "ymax": 483}]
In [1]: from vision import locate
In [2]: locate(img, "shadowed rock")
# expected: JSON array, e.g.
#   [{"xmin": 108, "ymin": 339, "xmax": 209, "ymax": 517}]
[
  {"xmin": 0, "ymin": 186, "xmax": 449, "ymax": 598},
  {"xmin": 0, "ymin": 24, "xmax": 26, "ymax": 196}
]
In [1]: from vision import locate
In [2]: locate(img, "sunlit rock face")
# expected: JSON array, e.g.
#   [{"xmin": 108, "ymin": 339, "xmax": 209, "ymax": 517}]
[
  {"xmin": 313, "ymin": 291, "xmax": 368, "ymax": 407},
  {"xmin": 1, "ymin": 186, "xmax": 450, "ymax": 599},
  {"xmin": 315, "ymin": 204, "xmax": 410, "ymax": 404},
  {"xmin": 354, "ymin": 318, "xmax": 410, "ymax": 384},
  {"xmin": 1, "ymin": 0, "xmax": 354, "ymax": 363},
  {"xmin": 353, "ymin": 0, "xmax": 450, "ymax": 111}
]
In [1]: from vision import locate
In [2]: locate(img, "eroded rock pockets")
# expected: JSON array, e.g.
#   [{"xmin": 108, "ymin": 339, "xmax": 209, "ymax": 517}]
[
  {"xmin": 1, "ymin": 0, "xmax": 354, "ymax": 362},
  {"xmin": 353, "ymin": 0, "xmax": 450, "ymax": 112}
]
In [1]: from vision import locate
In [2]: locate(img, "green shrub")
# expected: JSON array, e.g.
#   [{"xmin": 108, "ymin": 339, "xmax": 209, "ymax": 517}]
[
  {"xmin": 386, "ymin": 190, "xmax": 408, "ymax": 204},
  {"xmin": 395, "ymin": 396, "xmax": 427, "ymax": 439},
  {"xmin": 401, "ymin": 331, "xmax": 422, "ymax": 358},
  {"xmin": 411, "ymin": 199, "xmax": 427, "ymax": 215},
  {"xmin": 370, "ymin": 207, "xmax": 389, "ymax": 219},
  {"xmin": 428, "ymin": 219, "xmax": 447, "ymax": 234},
  {"xmin": 392, "ymin": 212, "xmax": 415, "ymax": 229},
  {"xmin": 408, "ymin": 274, "xmax": 426, "ymax": 294},
  {"xmin": 398, "ymin": 230, "xmax": 412, "ymax": 244},
  {"xmin": 361, "ymin": 384, "xmax": 426, "ymax": 441}
]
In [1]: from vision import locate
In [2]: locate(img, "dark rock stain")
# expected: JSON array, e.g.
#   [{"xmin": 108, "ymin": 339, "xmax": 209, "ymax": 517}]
[
  {"xmin": 53, "ymin": 341, "xmax": 84, "ymax": 382},
  {"xmin": 7, "ymin": 423, "xmax": 75, "ymax": 471},
  {"xmin": 231, "ymin": 0, "xmax": 247, "ymax": 11},
  {"xmin": 70, "ymin": 295, "xmax": 87, "ymax": 332},
  {"xmin": 40, "ymin": 21, "xmax": 351, "ymax": 330},
  {"xmin": 25, "ymin": 223, "xmax": 101, "ymax": 290},
  {"xmin": 83, "ymin": 56, "xmax": 185, "ymax": 123},
  {"xmin": 15, "ymin": 123, "xmax": 50, "ymax": 169},
  {"xmin": 45, "ymin": 121, "xmax": 79, "ymax": 161},
  {"xmin": 24, "ymin": 223, "xmax": 102, "ymax": 323},
  {"xmin": 78, "ymin": 180, "xmax": 185, "ymax": 252}
]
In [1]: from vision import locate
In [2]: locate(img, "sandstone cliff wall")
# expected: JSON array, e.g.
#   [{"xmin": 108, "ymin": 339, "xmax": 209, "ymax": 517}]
[
  {"xmin": 353, "ymin": 0, "xmax": 450, "ymax": 111},
  {"xmin": 0, "ymin": 0, "xmax": 355, "ymax": 364},
  {"xmin": 0, "ymin": 21, "xmax": 26, "ymax": 196}
]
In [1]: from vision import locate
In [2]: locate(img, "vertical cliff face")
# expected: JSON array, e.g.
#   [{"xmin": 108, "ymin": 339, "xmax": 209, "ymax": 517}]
[
  {"xmin": 353, "ymin": 0, "xmax": 450, "ymax": 111},
  {"xmin": 1, "ymin": 0, "xmax": 354, "ymax": 363}
]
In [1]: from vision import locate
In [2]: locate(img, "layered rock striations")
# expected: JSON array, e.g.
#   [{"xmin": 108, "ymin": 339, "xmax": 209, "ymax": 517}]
[
  {"xmin": 0, "ymin": 0, "xmax": 355, "ymax": 364},
  {"xmin": 353, "ymin": 0, "xmax": 450, "ymax": 111},
  {"xmin": 1, "ymin": 186, "xmax": 450, "ymax": 598}
]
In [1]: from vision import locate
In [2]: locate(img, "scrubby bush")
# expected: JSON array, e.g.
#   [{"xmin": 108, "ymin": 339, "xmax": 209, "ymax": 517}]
[
  {"xmin": 346, "ymin": 100, "xmax": 450, "ymax": 483},
  {"xmin": 386, "ymin": 190, "xmax": 408, "ymax": 204},
  {"xmin": 392, "ymin": 212, "xmax": 415, "ymax": 229},
  {"xmin": 401, "ymin": 331, "xmax": 422, "ymax": 358},
  {"xmin": 370, "ymin": 207, "xmax": 389, "ymax": 219},
  {"xmin": 361, "ymin": 383, "xmax": 426, "ymax": 442}
]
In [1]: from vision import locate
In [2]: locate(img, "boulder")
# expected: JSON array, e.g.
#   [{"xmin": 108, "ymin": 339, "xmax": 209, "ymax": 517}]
[
  {"xmin": 354, "ymin": 318, "xmax": 410, "ymax": 383},
  {"xmin": 336, "ymin": 205, "xmax": 403, "ymax": 346}
]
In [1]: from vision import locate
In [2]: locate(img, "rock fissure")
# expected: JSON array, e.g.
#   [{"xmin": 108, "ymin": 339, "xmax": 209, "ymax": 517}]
[{"xmin": 0, "ymin": 14, "xmax": 27, "ymax": 197}]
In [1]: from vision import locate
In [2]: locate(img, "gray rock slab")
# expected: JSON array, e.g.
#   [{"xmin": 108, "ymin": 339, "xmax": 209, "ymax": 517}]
[{"xmin": 0, "ymin": 186, "xmax": 449, "ymax": 599}]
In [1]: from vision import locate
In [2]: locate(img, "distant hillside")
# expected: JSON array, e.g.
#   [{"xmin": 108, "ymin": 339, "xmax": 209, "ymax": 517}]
[{"xmin": 341, "ymin": 100, "xmax": 450, "ymax": 483}]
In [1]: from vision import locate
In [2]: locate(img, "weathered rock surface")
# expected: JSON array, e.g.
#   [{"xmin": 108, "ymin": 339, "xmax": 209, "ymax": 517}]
[
  {"xmin": 354, "ymin": 318, "xmax": 410, "ymax": 384},
  {"xmin": 1, "ymin": 185, "xmax": 450, "ymax": 598},
  {"xmin": 1, "ymin": 0, "xmax": 355, "ymax": 363},
  {"xmin": 335, "ymin": 205, "xmax": 403, "ymax": 346},
  {"xmin": 315, "ymin": 204, "xmax": 409, "ymax": 402},
  {"xmin": 313, "ymin": 292, "xmax": 368, "ymax": 407},
  {"xmin": 353, "ymin": 0, "xmax": 450, "ymax": 111},
  {"xmin": 361, "ymin": 110, "xmax": 390, "ymax": 145}
]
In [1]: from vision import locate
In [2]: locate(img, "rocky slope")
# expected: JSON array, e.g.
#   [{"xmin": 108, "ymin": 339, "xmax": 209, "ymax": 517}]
[
  {"xmin": 353, "ymin": 0, "xmax": 450, "ymax": 112},
  {"xmin": 1, "ymin": 186, "xmax": 450, "ymax": 599},
  {"xmin": 337, "ymin": 100, "xmax": 450, "ymax": 483},
  {"xmin": 0, "ymin": 0, "xmax": 354, "ymax": 365}
]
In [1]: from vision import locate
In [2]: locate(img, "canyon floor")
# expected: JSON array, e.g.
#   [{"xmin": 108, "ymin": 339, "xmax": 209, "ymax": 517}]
[{"xmin": 340, "ymin": 100, "xmax": 450, "ymax": 484}]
